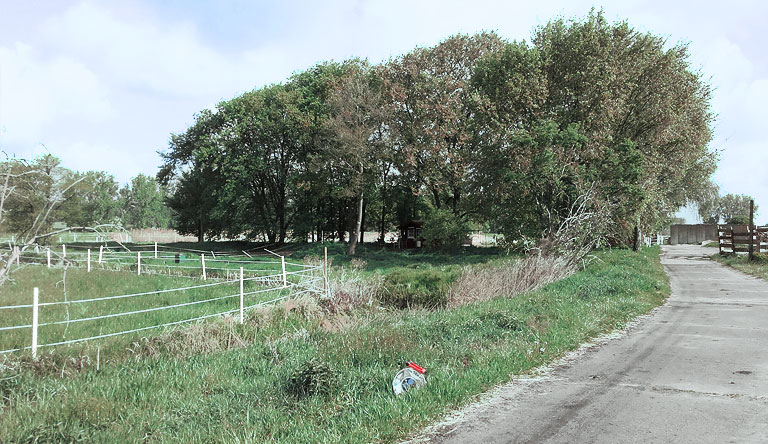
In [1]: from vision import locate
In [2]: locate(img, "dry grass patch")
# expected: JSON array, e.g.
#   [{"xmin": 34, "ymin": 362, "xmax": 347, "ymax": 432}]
[{"xmin": 448, "ymin": 254, "xmax": 574, "ymax": 307}]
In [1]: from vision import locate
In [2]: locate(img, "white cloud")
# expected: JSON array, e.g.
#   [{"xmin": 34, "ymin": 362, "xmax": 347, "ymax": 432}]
[
  {"xmin": 1, "ymin": 1, "xmax": 297, "ymax": 184},
  {"xmin": 0, "ymin": 42, "xmax": 112, "ymax": 149},
  {"xmin": 39, "ymin": 2, "xmax": 289, "ymax": 98}
]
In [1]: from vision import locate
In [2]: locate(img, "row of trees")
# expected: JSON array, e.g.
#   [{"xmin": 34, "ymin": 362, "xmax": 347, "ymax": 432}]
[
  {"xmin": 0, "ymin": 155, "xmax": 172, "ymax": 239},
  {"xmin": 159, "ymin": 11, "xmax": 716, "ymax": 253}
]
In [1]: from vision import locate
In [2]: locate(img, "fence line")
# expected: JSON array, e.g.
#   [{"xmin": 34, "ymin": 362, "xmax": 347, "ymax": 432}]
[
  {"xmin": 0, "ymin": 254, "xmax": 324, "ymax": 356},
  {"xmin": 3, "ymin": 248, "xmax": 311, "ymax": 282}
]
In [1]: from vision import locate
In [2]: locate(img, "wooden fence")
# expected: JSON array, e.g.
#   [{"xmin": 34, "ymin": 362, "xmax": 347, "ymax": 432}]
[{"xmin": 718, "ymin": 224, "xmax": 768, "ymax": 254}]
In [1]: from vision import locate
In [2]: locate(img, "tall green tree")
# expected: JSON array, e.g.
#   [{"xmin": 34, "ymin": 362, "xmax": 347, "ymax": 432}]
[
  {"xmin": 57, "ymin": 171, "xmax": 120, "ymax": 227},
  {"xmin": 119, "ymin": 174, "xmax": 171, "ymax": 229},
  {"xmin": 718, "ymin": 194, "xmax": 757, "ymax": 225},
  {"xmin": 382, "ymin": 33, "xmax": 504, "ymax": 217},
  {"xmin": 323, "ymin": 60, "xmax": 390, "ymax": 255},
  {"xmin": 0, "ymin": 155, "xmax": 66, "ymax": 237},
  {"xmin": 532, "ymin": 10, "xmax": 715, "ymax": 234}
]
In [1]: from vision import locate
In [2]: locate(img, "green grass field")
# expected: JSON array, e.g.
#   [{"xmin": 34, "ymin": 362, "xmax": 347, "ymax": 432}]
[
  {"xmin": 1, "ymin": 248, "xmax": 322, "ymax": 356},
  {"xmin": 0, "ymin": 246, "xmax": 669, "ymax": 443}
]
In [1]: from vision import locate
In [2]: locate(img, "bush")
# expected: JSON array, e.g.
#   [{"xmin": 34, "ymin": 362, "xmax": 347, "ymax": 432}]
[
  {"xmin": 380, "ymin": 268, "xmax": 460, "ymax": 308},
  {"xmin": 421, "ymin": 208, "xmax": 471, "ymax": 250}
]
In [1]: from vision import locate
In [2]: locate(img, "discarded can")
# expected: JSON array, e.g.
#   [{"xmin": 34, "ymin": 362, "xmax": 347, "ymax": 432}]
[{"xmin": 392, "ymin": 362, "xmax": 427, "ymax": 396}]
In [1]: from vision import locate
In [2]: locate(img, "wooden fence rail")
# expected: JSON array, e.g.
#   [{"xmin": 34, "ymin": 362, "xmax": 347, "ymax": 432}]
[{"xmin": 718, "ymin": 224, "xmax": 768, "ymax": 254}]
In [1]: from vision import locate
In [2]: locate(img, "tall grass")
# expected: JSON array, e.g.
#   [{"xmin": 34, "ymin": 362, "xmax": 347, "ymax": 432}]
[
  {"xmin": 448, "ymin": 254, "xmax": 575, "ymax": 307},
  {"xmin": 0, "ymin": 247, "xmax": 669, "ymax": 443}
]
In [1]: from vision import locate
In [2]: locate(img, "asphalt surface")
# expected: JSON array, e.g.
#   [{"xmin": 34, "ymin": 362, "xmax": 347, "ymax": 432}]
[{"xmin": 422, "ymin": 245, "xmax": 768, "ymax": 444}]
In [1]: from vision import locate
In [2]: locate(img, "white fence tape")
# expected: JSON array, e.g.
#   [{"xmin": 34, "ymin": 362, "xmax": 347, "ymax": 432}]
[{"xmin": 0, "ymin": 260, "xmax": 322, "ymax": 355}]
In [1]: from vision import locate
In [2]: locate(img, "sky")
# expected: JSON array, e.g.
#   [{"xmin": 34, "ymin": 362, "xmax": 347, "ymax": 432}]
[{"xmin": 0, "ymin": 0, "xmax": 766, "ymax": 223}]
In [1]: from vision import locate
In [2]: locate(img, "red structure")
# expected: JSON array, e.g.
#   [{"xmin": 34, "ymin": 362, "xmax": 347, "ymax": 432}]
[{"xmin": 398, "ymin": 220, "xmax": 424, "ymax": 249}]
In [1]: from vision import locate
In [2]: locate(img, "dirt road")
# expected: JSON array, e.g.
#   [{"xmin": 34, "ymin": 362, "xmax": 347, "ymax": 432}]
[{"xmin": 420, "ymin": 245, "xmax": 768, "ymax": 443}]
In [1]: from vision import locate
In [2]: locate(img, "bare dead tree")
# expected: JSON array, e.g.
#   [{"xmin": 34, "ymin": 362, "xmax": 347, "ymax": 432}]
[
  {"xmin": 0, "ymin": 157, "xmax": 86, "ymax": 286},
  {"xmin": 534, "ymin": 183, "xmax": 614, "ymax": 268}
]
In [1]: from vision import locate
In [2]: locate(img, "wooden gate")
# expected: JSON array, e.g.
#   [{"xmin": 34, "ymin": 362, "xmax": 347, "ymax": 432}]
[{"xmin": 718, "ymin": 224, "xmax": 768, "ymax": 254}]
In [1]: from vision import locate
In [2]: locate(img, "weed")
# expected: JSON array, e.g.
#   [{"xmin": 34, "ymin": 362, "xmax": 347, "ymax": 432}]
[
  {"xmin": 324, "ymin": 268, "xmax": 381, "ymax": 314},
  {"xmin": 285, "ymin": 357, "xmax": 334, "ymax": 398},
  {"xmin": 0, "ymin": 247, "xmax": 669, "ymax": 443},
  {"xmin": 712, "ymin": 253, "xmax": 768, "ymax": 280}
]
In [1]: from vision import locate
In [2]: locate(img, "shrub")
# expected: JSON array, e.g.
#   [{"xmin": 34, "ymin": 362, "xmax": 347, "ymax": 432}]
[
  {"xmin": 421, "ymin": 208, "xmax": 471, "ymax": 250},
  {"xmin": 380, "ymin": 268, "xmax": 460, "ymax": 308}
]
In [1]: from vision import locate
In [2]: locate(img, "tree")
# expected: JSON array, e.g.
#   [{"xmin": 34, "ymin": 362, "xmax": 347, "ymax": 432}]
[
  {"xmin": 382, "ymin": 33, "xmax": 504, "ymax": 217},
  {"xmin": 467, "ymin": 10, "xmax": 714, "ymax": 244},
  {"xmin": 323, "ymin": 60, "xmax": 390, "ymax": 255},
  {"xmin": 719, "ymin": 194, "xmax": 757, "ymax": 225},
  {"xmin": 56, "ymin": 171, "xmax": 120, "ymax": 226},
  {"xmin": 1, "ymin": 155, "xmax": 60, "ymax": 236},
  {"xmin": 532, "ymin": 10, "xmax": 716, "ymax": 234},
  {"xmin": 119, "ymin": 174, "xmax": 171, "ymax": 228},
  {"xmin": 0, "ymin": 155, "xmax": 86, "ymax": 285},
  {"xmin": 695, "ymin": 181, "xmax": 720, "ymax": 224}
]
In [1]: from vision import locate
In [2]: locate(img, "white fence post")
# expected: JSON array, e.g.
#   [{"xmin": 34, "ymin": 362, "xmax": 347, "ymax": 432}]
[
  {"xmin": 87, "ymin": 249, "xmax": 91, "ymax": 272},
  {"xmin": 201, "ymin": 254, "xmax": 206, "ymax": 280},
  {"xmin": 281, "ymin": 256, "xmax": 287, "ymax": 288},
  {"xmin": 239, "ymin": 267, "xmax": 244, "ymax": 324},
  {"xmin": 46, "ymin": 249, "xmax": 51, "ymax": 268},
  {"xmin": 154, "ymin": 242, "xmax": 158, "ymax": 259},
  {"xmin": 32, "ymin": 288, "xmax": 39, "ymax": 360},
  {"xmin": 98, "ymin": 245, "xmax": 103, "ymax": 264},
  {"xmin": 15, "ymin": 246, "xmax": 19, "ymax": 266},
  {"xmin": 62, "ymin": 244, "xmax": 66, "ymax": 258},
  {"xmin": 137, "ymin": 251, "xmax": 141, "ymax": 275}
]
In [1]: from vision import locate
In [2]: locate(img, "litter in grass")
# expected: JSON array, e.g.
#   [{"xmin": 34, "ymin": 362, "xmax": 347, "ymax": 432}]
[{"xmin": 393, "ymin": 362, "xmax": 427, "ymax": 395}]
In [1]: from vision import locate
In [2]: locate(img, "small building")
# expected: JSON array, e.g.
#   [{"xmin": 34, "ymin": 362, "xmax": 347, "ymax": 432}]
[{"xmin": 398, "ymin": 220, "xmax": 424, "ymax": 249}]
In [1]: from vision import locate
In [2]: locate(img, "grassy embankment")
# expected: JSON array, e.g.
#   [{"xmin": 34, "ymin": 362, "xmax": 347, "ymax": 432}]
[
  {"xmin": 0, "ymin": 246, "xmax": 668, "ymax": 443},
  {"xmin": 711, "ymin": 252, "xmax": 768, "ymax": 281}
]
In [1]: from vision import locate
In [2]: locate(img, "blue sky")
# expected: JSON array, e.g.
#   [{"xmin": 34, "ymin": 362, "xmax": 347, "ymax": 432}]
[{"xmin": 1, "ymin": 0, "xmax": 766, "ymax": 222}]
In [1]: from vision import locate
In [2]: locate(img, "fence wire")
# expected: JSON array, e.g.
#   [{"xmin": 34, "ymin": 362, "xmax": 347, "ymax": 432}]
[{"xmin": 0, "ymin": 255, "xmax": 324, "ymax": 355}]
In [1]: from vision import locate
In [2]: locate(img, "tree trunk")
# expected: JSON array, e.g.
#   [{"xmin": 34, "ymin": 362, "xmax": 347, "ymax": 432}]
[
  {"xmin": 359, "ymin": 199, "xmax": 367, "ymax": 244},
  {"xmin": 632, "ymin": 225, "xmax": 639, "ymax": 252},
  {"xmin": 338, "ymin": 204, "xmax": 346, "ymax": 242},
  {"xmin": 348, "ymin": 192, "xmax": 364, "ymax": 255},
  {"xmin": 379, "ymin": 197, "xmax": 386, "ymax": 245},
  {"xmin": 198, "ymin": 217, "xmax": 204, "ymax": 243},
  {"xmin": 432, "ymin": 187, "xmax": 441, "ymax": 209}
]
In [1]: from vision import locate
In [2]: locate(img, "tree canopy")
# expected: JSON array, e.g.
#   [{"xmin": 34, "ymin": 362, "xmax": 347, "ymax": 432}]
[
  {"xmin": 0, "ymin": 156, "xmax": 171, "ymax": 236},
  {"xmin": 158, "ymin": 10, "xmax": 717, "ymax": 251}
]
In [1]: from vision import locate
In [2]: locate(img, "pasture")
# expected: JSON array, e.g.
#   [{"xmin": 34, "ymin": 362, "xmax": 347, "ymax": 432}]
[{"xmin": 1, "ymin": 244, "xmax": 322, "ymax": 357}]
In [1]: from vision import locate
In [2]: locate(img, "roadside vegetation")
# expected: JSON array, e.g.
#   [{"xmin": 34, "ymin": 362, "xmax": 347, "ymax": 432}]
[
  {"xmin": 0, "ymin": 247, "xmax": 668, "ymax": 443},
  {"xmin": 711, "ymin": 253, "xmax": 768, "ymax": 281}
]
